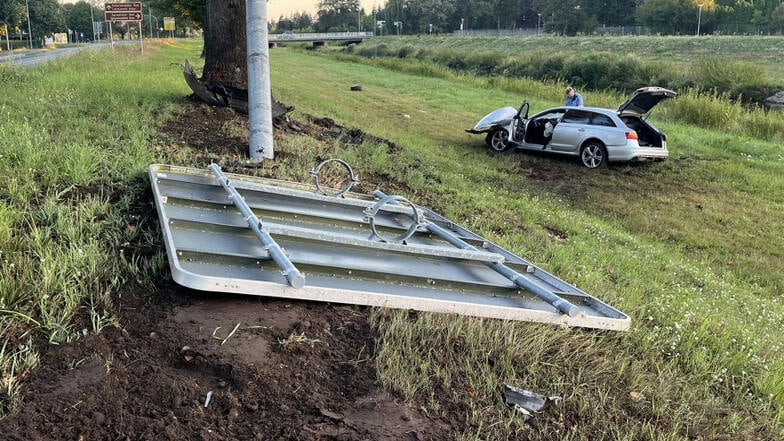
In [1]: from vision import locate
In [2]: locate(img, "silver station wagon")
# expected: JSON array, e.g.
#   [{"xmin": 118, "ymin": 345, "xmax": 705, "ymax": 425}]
[{"xmin": 467, "ymin": 87, "xmax": 677, "ymax": 168}]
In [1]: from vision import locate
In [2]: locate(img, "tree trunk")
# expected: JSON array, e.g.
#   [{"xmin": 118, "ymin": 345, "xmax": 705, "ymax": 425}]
[{"xmin": 203, "ymin": 0, "xmax": 247, "ymax": 89}]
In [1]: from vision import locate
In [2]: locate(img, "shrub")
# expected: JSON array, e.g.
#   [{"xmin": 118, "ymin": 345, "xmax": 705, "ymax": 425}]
[
  {"xmin": 668, "ymin": 88, "xmax": 743, "ymax": 130},
  {"xmin": 464, "ymin": 51, "xmax": 502, "ymax": 76},
  {"xmin": 691, "ymin": 57, "xmax": 770, "ymax": 103},
  {"xmin": 397, "ymin": 44, "xmax": 415, "ymax": 58}
]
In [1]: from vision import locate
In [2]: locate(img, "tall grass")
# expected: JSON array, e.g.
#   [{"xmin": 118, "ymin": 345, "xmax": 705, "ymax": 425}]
[
  {"xmin": 269, "ymin": 47, "xmax": 784, "ymax": 439},
  {"xmin": 350, "ymin": 35, "xmax": 784, "ymax": 108},
  {"xmin": 0, "ymin": 41, "xmax": 194, "ymax": 415},
  {"xmin": 329, "ymin": 45, "xmax": 784, "ymax": 141}
]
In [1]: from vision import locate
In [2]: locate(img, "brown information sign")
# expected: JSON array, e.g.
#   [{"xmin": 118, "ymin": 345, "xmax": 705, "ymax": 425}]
[{"xmin": 105, "ymin": 2, "xmax": 142, "ymax": 21}]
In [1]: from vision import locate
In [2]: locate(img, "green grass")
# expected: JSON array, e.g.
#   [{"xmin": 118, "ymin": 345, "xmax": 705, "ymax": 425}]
[
  {"xmin": 357, "ymin": 35, "xmax": 784, "ymax": 85},
  {"xmin": 267, "ymin": 47, "xmax": 784, "ymax": 439},
  {"xmin": 1, "ymin": 37, "xmax": 783, "ymax": 440},
  {"xmin": 0, "ymin": 40, "xmax": 194, "ymax": 414}
]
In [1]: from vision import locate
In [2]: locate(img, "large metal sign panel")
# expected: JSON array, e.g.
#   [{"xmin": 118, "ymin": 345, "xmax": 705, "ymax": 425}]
[
  {"xmin": 105, "ymin": 2, "xmax": 142, "ymax": 21},
  {"xmin": 149, "ymin": 164, "xmax": 631, "ymax": 331}
]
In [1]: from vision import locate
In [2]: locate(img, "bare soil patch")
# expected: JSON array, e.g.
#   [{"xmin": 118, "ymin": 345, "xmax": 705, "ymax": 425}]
[{"xmin": 0, "ymin": 101, "xmax": 452, "ymax": 440}]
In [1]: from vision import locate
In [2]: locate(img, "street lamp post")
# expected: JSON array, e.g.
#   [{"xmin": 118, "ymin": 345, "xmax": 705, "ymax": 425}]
[
  {"xmin": 26, "ymin": 0, "xmax": 33, "ymax": 49},
  {"xmin": 90, "ymin": 4, "xmax": 95, "ymax": 41},
  {"xmin": 696, "ymin": 3, "xmax": 703, "ymax": 36}
]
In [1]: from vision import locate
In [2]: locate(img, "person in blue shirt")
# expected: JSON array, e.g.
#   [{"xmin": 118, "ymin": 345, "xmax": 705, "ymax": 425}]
[{"xmin": 565, "ymin": 87, "xmax": 584, "ymax": 107}]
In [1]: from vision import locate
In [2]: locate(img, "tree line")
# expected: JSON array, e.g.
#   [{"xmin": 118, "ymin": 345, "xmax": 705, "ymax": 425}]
[
  {"xmin": 1, "ymin": 0, "xmax": 782, "ymax": 50},
  {"xmin": 0, "ymin": 0, "xmax": 201, "ymax": 48},
  {"xmin": 275, "ymin": 0, "xmax": 784, "ymax": 36}
]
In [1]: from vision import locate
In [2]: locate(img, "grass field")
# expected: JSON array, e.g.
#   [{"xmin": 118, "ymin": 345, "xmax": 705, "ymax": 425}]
[
  {"xmin": 357, "ymin": 35, "xmax": 784, "ymax": 85},
  {"xmin": 1, "ymin": 37, "xmax": 783, "ymax": 439}
]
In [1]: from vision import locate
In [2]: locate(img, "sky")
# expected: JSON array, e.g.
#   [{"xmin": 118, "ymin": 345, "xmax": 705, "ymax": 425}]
[{"xmin": 267, "ymin": 0, "xmax": 378, "ymax": 19}]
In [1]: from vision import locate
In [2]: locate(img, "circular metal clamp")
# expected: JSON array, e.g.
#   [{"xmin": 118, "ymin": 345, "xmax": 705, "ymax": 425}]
[
  {"xmin": 366, "ymin": 194, "xmax": 424, "ymax": 243},
  {"xmin": 309, "ymin": 158, "xmax": 359, "ymax": 197}
]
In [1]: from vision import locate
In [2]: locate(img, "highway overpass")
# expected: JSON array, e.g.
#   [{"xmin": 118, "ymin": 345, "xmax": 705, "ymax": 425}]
[{"xmin": 268, "ymin": 32, "xmax": 374, "ymax": 47}]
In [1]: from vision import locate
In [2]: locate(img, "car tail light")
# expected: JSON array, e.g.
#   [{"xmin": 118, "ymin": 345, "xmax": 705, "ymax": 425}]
[{"xmin": 625, "ymin": 131, "xmax": 638, "ymax": 140}]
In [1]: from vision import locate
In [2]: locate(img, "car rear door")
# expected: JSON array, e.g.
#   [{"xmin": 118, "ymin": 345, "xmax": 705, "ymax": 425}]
[{"xmin": 548, "ymin": 109, "xmax": 591, "ymax": 153}]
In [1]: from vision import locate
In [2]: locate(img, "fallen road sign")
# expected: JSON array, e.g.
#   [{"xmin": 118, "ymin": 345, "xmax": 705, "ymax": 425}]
[{"xmin": 149, "ymin": 163, "xmax": 631, "ymax": 331}]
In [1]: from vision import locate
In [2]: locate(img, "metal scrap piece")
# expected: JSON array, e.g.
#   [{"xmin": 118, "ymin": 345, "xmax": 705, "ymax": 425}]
[{"xmin": 502, "ymin": 384, "xmax": 561, "ymax": 420}]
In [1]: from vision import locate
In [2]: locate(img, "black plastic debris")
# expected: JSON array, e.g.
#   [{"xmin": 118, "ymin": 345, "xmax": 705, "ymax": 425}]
[{"xmin": 503, "ymin": 384, "xmax": 561, "ymax": 420}]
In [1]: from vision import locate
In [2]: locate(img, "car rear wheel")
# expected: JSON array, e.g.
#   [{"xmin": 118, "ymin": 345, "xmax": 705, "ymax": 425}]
[
  {"xmin": 486, "ymin": 128, "xmax": 510, "ymax": 152},
  {"xmin": 580, "ymin": 142, "xmax": 607, "ymax": 169}
]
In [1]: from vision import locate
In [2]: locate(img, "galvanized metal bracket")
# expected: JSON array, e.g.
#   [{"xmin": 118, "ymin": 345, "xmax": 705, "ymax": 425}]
[
  {"xmin": 364, "ymin": 194, "xmax": 425, "ymax": 244},
  {"xmin": 309, "ymin": 158, "xmax": 359, "ymax": 197}
]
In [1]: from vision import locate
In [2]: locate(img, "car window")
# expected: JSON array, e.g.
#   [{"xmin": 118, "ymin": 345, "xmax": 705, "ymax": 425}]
[
  {"xmin": 561, "ymin": 110, "xmax": 590, "ymax": 124},
  {"xmin": 534, "ymin": 110, "xmax": 564, "ymax": 120},
  {"xmin": 590, "ymin": 113, "xmax": 616, "ymax": 127}
]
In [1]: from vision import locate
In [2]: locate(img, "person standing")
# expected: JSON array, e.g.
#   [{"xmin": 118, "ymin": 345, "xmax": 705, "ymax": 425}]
[{"xmin": 565, "ymin": 87, "xmax": 584, "ymax": 107}]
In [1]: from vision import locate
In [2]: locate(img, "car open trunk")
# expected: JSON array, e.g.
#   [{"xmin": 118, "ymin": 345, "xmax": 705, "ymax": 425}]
[{"xmin": 621, "ymin": 116, "xmax": 664, "ymax": 148}]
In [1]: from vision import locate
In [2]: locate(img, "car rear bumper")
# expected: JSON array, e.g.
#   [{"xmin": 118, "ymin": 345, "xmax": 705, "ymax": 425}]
[{"xmin": 607, "ymin": 145, "xmax": 668, "ymax": 162}]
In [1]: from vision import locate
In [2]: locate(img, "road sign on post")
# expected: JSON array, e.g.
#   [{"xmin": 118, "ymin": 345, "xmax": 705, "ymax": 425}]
[
  {"xmin": 105, "ymin": 2, "xmax": 143, "ymax": 53},
  {"xmin": 163, "ymin": 17, "xmax": 175, "ymax": 31},
  {"xmin": 105, "ymin": 2, "xmax": 142, "ymax": 21}
]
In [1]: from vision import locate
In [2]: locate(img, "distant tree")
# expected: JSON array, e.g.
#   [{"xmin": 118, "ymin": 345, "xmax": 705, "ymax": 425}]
[
  {"xmin": 772, "ymin": 3, "xmax": 784, "ymax": 33},
  {"xmin": 316, "ymin": 0, "xmax": 360, "ymax": 32},
  {"xmin": 272, "ymin": 11, "xmax": 314, "ymax": 32},
  {"xmin": 635, "ymin": 0, "xmax": 695, "ymax": 34},
  {"xmin": 532, "ymin": 0, "xmax": 584, "ymax": 34},
  {"xmin": 404, "ymin": 0, "xmax": 456, "ymax": 33},
  {"xmin": 0, "ymin": 0, "xmax": 26, "ymax": 35},
  {"xmin": 292, "ymin": 11, "xmax": 315, "ymax": 30},
  {"xmin": 65, "ymin": 1, "xmax": 93, "ymax": 42},
  {"xmin": 28, "ymin": 0, "xmax": 67, "ymax": 41}
]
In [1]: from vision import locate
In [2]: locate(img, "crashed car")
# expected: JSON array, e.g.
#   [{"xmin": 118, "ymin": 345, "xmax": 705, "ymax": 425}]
[{"xmin": 466, "ymin": 87, "xmax": 677, "ymax": 168}]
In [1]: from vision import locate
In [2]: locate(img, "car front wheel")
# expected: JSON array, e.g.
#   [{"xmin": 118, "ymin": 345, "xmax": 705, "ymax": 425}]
[
  {"xmin": 580, "ymin": 142, "xmax": 607, "ymax": 169},
  {"xmin": 486, "ymin": 128, "xmax": 510, "ymax": 152}
]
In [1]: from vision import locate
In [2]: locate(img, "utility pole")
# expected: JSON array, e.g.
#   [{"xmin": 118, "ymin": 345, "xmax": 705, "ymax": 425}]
[
  {"xmin": 26, "ymin": 0, "xmax": 33, "ymax": 49},
  {"xmin": 149, "ymin": 6, "xmax": 153, "ymax": 38},
  {"xmin": 90, "ymin": 4, "xmax": 95, "ymax": 41}
]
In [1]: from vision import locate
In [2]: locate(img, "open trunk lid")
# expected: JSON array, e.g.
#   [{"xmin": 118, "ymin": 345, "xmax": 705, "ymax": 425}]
[{"xmin": 617, "ymin": 87, "xmax": 677, "ymax": 116}]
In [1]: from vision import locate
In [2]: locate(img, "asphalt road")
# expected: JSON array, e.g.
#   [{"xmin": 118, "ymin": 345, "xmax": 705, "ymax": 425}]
[{"xmin": 0, "ymin": 41, "xmax": 137, "ymax": 67}]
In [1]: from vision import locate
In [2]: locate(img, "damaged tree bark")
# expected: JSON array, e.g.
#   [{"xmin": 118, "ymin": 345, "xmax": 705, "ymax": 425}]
[
  {"xmin": 183, "ymin": 60, "xmax": 293, "ymax": 120},
  {"xmin": 183, "ymin": 0, "xmax": 293, "ymax": 122}
]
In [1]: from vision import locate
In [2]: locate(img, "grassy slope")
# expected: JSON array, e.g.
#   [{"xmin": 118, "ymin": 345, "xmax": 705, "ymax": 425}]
[
  {"xmin": 0, "ymin": 41, "xmax": 195, "ymax": 412},
  {"xmin": 0, "ymin": 38, "xmax": 781, "ymax": 439},
  {"xmin": 268, "ymin": 47, "xmax": 784, "ymax": 439},
  {"xmin": 365, "ymin": 34, "xmax": 784, "ymax": 84}
]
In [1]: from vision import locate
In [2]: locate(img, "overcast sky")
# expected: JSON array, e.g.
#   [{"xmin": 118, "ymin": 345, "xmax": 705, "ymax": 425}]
[{"xmin": 267, "ymin": 0, "xmax": 378, "ymax": 19}]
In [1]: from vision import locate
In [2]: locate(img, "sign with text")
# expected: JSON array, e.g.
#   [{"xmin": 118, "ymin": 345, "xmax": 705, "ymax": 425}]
[
  {"xmin": 105, "ymin": 2, "xmax": 142, "ymax": 21},
  {"xmin": 163, "ymin": 17, "xmax": 175, "ymax": 31}
]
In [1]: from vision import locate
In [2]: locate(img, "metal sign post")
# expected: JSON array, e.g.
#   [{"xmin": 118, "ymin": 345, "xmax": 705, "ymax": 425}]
[{"xmin": 246, "ymin": 0, "xmax": 274, "ymax": 162}]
